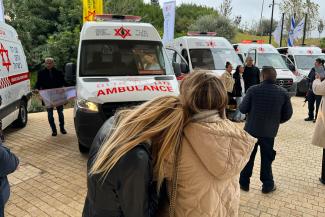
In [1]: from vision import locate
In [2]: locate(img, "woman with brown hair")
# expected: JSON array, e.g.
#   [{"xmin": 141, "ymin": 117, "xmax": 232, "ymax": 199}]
[
  {"xmin": 82, "ymin": 96, "xmax": 186, "ymax": 217},
  {"xmin": 165, "ymin": 71, "xmax": 256, "ymax": 217}
]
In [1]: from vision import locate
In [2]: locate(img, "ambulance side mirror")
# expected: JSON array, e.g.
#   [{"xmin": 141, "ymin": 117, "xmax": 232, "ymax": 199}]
[
  {"xmin": 180, "ymin": 62, "xmax": 190, "ymax": 74},
  {"xmin": 172, "ymin": 62, "xmax": 182, "ymax": 77},
  {"xmin": 65, "ymin": 63, "xmax": 76, "ymax": 86}
]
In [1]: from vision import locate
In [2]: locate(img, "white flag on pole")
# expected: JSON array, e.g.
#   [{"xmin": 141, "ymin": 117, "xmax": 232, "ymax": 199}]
[
  {"xmin": 162, "ymin": 0, "xmax": 176, "ymax": 45},
  {"xmin": 272, "ymin": 19, "xmax": 283, "ymax": 45},
  {"xmin": 0, "ymin": 0, "xmax": 4, "ymax": 22},
  {"xmin": 293, "ymin": 18, "xmax": 305, "ymax": 40}
]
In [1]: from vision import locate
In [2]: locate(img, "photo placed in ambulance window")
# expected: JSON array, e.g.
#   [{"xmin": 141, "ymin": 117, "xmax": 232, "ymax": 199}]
[{"xmin": 80, "ymin": 40, "xmax": 169, "ymax": 76}]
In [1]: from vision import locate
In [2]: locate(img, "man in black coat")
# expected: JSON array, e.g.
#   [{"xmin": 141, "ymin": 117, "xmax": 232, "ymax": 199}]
[
  {"xmin": 239, "ymin": 66, "xmax": 293, "ymax": 194},
  {"xmin": 0, "ymin": 144, "xmax": 19, "ymax": 217},
  {"xmin": 243, "ymin": 56, "xmax": 261, "ymax": 92},
  {"xmin": 35, "ymin": 58, "xmax": 67, "ymax": 136},
  {"xmin": 305, "ymin": 58, "xmax": 324, "ymax": 122}
]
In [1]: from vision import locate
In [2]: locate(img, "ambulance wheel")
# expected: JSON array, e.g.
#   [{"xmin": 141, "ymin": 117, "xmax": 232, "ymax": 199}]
[
  {"xmin": 79, "ymin": 142, "xmax": 89, "ymax": 154},
  {"xmin": 13, "ymin": 101, "xmax": 28, "ymax": 128}
]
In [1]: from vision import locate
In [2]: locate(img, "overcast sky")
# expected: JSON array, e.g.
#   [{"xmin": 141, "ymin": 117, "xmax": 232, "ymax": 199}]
[{"xmin": 143, "ymin": 0, "xmax": 325, "ymax": 37}]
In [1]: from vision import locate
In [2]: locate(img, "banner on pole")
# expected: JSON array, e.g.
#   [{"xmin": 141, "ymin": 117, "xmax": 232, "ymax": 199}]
[
  {"xmin": 39, "ymin": 87, "xmax": 76, "ymax": 108},
  {"xmin": 83, "ymin": 0, "xmax": 103, "ymax": 23},
  {"xmin": 162, "ymin": 0, "xmax": 176, "ymax": 45},
  {"xmin": 287, "ymin": 16, "xmax": 295, "ymax": 47},
  {"xmin": 272, "ymin": 18, "xmax": 283, "ymax": 45},
  {"xmin": 0, "ymin": 0, "xmax": 4, "ymax": 22}
]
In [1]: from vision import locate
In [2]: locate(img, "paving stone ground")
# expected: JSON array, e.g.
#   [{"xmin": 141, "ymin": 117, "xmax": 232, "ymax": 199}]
[{"xmin": 3, "ymin": 97, "xmax": 325, "ymax": 217}]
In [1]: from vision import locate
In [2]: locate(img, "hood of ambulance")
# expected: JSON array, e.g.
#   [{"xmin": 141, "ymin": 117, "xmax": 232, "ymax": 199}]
[
  {"xmin": 274, "ymin": 68, "xmax": 297, "ymax": 82},
  {"xmin": 191, "ymin": 69, "xmax": 226, "ymax": 77},
  {"xmin": 77, "ymin": 76, "xmax": 179, "ymax": 104}
]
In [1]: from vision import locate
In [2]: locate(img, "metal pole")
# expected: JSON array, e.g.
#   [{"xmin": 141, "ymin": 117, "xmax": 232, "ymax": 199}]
[
  {"xmin": 280, "ymin": 13, "xmax": 285, "ymax": 47},
  {"xmin": 269, "ymin": 0, "xmax": 275, "ymax": 44},
  {"xmin": 259, "ymin": 0, "xmax": 265, "ymax": 36},
  {"xmin": 302, "ymin": 13, "xmax": 308, "ymax": 45}
]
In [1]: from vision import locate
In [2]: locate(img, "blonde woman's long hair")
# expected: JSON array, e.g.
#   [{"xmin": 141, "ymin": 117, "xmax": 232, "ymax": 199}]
[
  {"xmin": 90, "ymin": 95, "xmax": 186, "ymax": 191},
  {"xmin": 180, "ymin": 70, "xmax": 228, "ymax": 118}
]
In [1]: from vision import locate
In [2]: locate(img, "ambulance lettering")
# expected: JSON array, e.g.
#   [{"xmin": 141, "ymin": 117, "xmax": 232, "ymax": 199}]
[{"xmin": 97, "ymin": 84, "xmax": 174, "ymax": 96}]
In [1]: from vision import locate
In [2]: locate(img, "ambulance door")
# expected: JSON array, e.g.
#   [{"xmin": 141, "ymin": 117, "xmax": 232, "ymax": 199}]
[
  {"xmin": 0, "ymin": 40, "xmax": 13, "ymax": 128},
  {"xmin": 165, "ymin": 48, "xmax": 189, "ymax": 76}
]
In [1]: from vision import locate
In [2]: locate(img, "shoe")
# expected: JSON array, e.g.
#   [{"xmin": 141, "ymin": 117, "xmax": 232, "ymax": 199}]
[
  {"xmin": 319, "ymin": 178, "xmax": 325, "ymax": 185},
  {"xmin": 262, "ymin": 185, "xmax": 276, "ymax": 194},
  {"xmin": 60, "ymin": 128, "xmax": 67, "ymax": 134},
  {"xmin": 240, "ymin": 184, "xmax": 249, "ymax": 192},
  {"xmin": 52, "ymin": 131, "xmax": 57, "ymax": 136},
  {"xmin": 305, "ymin": 117, "xmax": 314, "ymax": 121}
]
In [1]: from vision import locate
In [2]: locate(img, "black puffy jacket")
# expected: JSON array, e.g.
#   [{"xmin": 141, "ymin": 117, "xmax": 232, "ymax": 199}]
[
  {"xmin": 239, "ymin": 80, "xmax": 293, "ymax": 138},
  {"xmin": 82, "ymin": 118, "xmax": 158, "ymax": 217}
]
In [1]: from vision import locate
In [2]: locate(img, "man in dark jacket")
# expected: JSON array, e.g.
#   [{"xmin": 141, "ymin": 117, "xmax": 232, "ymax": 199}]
[
  {"xmin": 243, "ymin": 56, "xmax": 261, "ymax": 92},
  {"xmin": 305, "ymin": 58, "xmax": 324, "ymax": 122},
  {"xmin": 35, "ymin": 58, "xmax": 67, "ymax": 136},
  {"xmin": 0, "ymin": 144, "xmax": 19, "ymax": 217},
  {"xmin": 239, "ymin": 66, "xmax": 293, "ymax": 194}
]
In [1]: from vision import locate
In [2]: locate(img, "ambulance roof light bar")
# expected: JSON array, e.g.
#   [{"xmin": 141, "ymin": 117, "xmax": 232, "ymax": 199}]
[
  {"xmin": 187, "ymin": 32, "xmax": 217, "ymax": 36},
  {"xmin": 241, "ymin": 40, "xmax": 265, "ymax": 44},
  {"xmin": 95, "ymin": 14, "xmax": 142, "ymax": 22}
]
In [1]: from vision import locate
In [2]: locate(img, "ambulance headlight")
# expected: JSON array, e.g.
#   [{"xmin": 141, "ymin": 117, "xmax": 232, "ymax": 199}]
[{"xmin": 77, "ymin": 99, "xmax": 99, "ymax": 113}]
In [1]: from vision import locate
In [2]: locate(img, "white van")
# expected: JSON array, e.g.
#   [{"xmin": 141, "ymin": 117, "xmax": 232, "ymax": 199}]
[
  {"xmin": 278, "ymin": 46, "xmax": 325, "ymax": 94},
  {"xmin": 234, "ymin": 41, "xmax": 297, "ymax": 96},
  {"xmin": 166, "ymin": 32, "xmax": 242, "ymax": 76},
  {"xmin": 66, "ymin": 15, "xmax": 182, "ymax": 152},
  {"xmin": 0, "ymin": 23, "xmax": 31, "ymax": 131}
]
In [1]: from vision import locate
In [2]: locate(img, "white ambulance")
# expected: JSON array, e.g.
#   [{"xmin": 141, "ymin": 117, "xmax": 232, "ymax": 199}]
[
  {"xmin": 166, "ymin": 32, "xmax": 242, "ymax": 76},
  {"xmin": 0, "ymin": 23, "xmax": 31, "ymax": 131},
  {"xmin": 277, "ymin": 46, "xmax": 325, "ymax": 94},
  {"xmin": 233, "ymin": 41, "xmax": 297, "ymax": 96},
  {"xmin": 65, "ymin": 15, "xmax": 182, "ymax": 152}
]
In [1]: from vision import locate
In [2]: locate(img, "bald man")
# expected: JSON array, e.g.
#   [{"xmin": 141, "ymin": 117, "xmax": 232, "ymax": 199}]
[
  {"xmin": 243, "ymin": 56, "xmax": 260, "ymax": 92},
  {"xmin": 239, "ymin": 66, "xmax": 293, "ymax": 194}
]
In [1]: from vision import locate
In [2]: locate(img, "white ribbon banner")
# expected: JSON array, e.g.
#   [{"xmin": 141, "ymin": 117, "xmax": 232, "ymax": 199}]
[{"xmin": 39, "ymin": 87, "xmax": 76, "ymax": 108}]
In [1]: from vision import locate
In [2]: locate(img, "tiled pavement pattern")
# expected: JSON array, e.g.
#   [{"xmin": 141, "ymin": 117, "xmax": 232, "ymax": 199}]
[{"xmin": 3, "ymin": 97, "xmax": 325, "ymax": 217}]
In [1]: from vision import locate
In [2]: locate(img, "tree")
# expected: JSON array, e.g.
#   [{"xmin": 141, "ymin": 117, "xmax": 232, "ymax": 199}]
[
  {"xmin": 175, "ymin": 4, "xmax": 218, "ymax": 37},
  {"xmin": 189, "ymin": 15, "xmax": 236, "ymax": 40},
  {"xmin": 318, "ymin": 20, "xmax": 324, "ymax": 39},
  {"xmin": 219, "ymin": 0, "xmax": 232, "ymax": 18},
  {"xmin": 280, "ymin": 0, "xmax": 319, "ymax": 35},
  {"xmin": 256, "ymin": 19, "xmax": 278, "ymax": 36},
  {"xmin": 4, "ymin": 0, "xmax": 82, "ymax": 71}
]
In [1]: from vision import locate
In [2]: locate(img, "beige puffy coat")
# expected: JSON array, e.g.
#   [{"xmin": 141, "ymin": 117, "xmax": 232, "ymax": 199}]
[
  {"xmin": 165, "ymin": 111, "xmax": 256, "ymax": 217},
  {"xmin": 221, "ymin": 71, "xmax": 235, "ymax": 93},
  {"xmin": 312, "ymin": 79, "xmax": 325, "ymax": 148}
]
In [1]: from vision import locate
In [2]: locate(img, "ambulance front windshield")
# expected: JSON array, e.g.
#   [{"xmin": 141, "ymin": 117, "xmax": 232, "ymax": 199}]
[
  {"xmin": 189, "ymin": 48, "xmax": 242, "ymax": 70},
  {"xmin": 80, "ymin": 40, "xmax": 173, "ymax": 76},
  {"xmin": 295, "ymin": 55, "xmax": 325, "ymax": 70}
]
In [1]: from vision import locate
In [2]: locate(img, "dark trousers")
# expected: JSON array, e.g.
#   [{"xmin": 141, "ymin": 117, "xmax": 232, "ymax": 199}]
[
  {"xmin": 47, "ymin": 105, "xmax": 64, "ymax": 132},
  {"xmin": 240, "ymin": 137, "xmax": 276, "ymax": 189},
  {"xmin": 307, "ymin": 91, "xmax": 322, "ymax": 119}
]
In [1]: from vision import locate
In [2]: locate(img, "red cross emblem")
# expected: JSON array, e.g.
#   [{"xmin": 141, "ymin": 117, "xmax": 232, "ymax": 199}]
[
  {"xmin": 258, "ymin": 47, "xmax": 265, "ymax": 52},
  {"xmin": 114, "ymin": 27, "xmax": 131, "ymax": 39},
  {"xmin": 85, "ymin": 10, "xmax": 96, "ymax": 21},
  {"xmin": 206, "ymin": 41, "xmax": 216, "ymax": 48},
  {"xmin": 0, "ymin": 43, "xmax": 11, "ymax": 71},
  {"xmin": 307, "ymin": 49, "xmax": 313, "ymax": 54}
]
